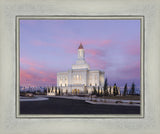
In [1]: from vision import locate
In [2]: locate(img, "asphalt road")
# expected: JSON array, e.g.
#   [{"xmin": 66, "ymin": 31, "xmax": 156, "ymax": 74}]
[{"xmin": 20, "ymin": 97, "xmax": 140, "ymax": 114}]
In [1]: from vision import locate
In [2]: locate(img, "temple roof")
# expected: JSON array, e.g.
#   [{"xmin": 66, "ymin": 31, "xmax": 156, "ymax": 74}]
[{"xmin": 78, "ymin": 43, "xmax": 84, "ymax": 49}]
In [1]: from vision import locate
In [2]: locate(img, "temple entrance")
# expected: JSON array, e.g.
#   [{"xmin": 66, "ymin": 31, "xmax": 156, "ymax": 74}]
[
  {"xmin": 84, "ymin": 86, "xmax": 88, "ymax": 94},
  {"xmin": 66, "ymin": 89, "xmax": 68, "ymax": 95},
  {"xmin": 72, "ymin": 89, "xmax": 80, "ymax": 95}
]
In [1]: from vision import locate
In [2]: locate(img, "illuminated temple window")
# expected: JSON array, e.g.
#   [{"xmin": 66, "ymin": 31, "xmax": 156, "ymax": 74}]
[{"xmin": 77, "ymin": 74, "xmax": 79, "ymax": 80}]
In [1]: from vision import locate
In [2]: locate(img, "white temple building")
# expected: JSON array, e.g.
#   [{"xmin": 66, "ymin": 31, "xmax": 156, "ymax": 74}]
[{"xmin": 56, "ymin": 43, "xmax": 105, "ymax": 95}]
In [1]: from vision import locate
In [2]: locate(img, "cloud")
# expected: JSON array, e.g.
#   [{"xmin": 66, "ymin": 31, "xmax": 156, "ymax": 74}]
[
  {"xmin": 20, "ymin": 67, "xmax": 57, "ymax": 87},
  {"xmin": 20, "ymin": 57, "xmax": 59, "ymax": 87},
  {"xmin": 86, "ymin": 49, "xmax": 105, "ymax": 57},
  {"xmin": 106, "ymin": 61, "xmax": 140, "ymax": 87},
  {"xmin": 62, "ymin": 44, "xmax": 77, "ymax": 54},
  {"xmin": 110, "ymin": 61, "xmax": 140, "ymax": 80},
  {"xmin": 70, "ymin": 39, "xmax": 111, "ymax": 47},
  {"xmin": 31, "ymin": 40, "xmax": 44, "ymax": 46},
  {"xmin": 62, "ymin": 39, "xmax": 111, "ymax": 56},
  {"xmin": 30, "ymin": 38, "xmax": 112, "ymax": 58},
  {"xmin": 31, "ymin": 40, "xmax": 55, "ymax": 46},
  {"xmin": 20, "ymin": 57, "xmax": 44, "ymax": 68},
  {"xmin": 124, "ymin": 40, "xmax": 140, "ymax": 56},
  {"xmin": 126, "ymin": 45, "xmax": 140, "ymax": 56},
  {"xmin": 98, "ymin": 40, "xmax": 111, "ymax": 47},
  {"xmin": 86, "ymin": 56, "xmax": 107, "ymax": 70},
  {"xmin": 122, "ymin": 61, "xmax": 140, "ymax": 78}
]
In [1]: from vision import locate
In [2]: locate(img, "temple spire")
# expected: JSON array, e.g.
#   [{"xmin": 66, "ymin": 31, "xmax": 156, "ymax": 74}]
[{"xmin": 78, "ymin": 43, "xmax": 84, "ymax": 49}]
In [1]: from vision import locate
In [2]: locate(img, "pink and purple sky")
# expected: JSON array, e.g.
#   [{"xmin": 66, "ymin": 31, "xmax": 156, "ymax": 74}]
[{"xmin": 20, "ymin": 19, "xmax": 140, "ymax": 88}]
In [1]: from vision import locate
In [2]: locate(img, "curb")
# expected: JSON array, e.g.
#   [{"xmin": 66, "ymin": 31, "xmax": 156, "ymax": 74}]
[{"xmin": 85, "ymin": 100, "xmax": 140, "ymax": 106}]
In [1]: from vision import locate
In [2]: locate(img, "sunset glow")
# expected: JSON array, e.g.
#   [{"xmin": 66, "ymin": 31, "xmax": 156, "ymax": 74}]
[{"xmin": 20, "ymin": 19, "xmax": 140, "ymax": 88}]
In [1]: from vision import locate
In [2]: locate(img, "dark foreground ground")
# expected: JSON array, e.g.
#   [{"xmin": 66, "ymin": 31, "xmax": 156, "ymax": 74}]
[{"xmin": 20, "ymin": 97, "xmax": 140, "ymax": 114}]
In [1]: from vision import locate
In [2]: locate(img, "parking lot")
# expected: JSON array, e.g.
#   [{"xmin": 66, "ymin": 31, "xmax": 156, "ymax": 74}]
[{"xmin": 20, "ymin": 97, "xmax": 140, "ymax": 114}]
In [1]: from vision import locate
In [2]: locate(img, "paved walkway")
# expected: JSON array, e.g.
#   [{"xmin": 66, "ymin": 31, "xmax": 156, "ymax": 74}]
[
  {"xmin": 85, "ymin": 100, "xmax": 140, "ymax": 106},
  {"xmin": 20, "ymin": 95, "xmax": 140, "ymax": 106},
  {"xmin": 47, "ymin": 95, "xmax": 140, "ymax": 106},
  {"xmin": 20, "ymin": 96, "xmax": 49, "ymax": 102}
]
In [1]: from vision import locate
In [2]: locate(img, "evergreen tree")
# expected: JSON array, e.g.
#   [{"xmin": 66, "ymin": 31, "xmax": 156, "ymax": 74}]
[
  {"xmin": 123, "ymin": 83, "xmax": 128, "ymax": 96},
  {"xmin": 44, "ymin": 88, "xmax": 47, "ymax": 94},
  {"xmin": 29, "ymin": 86, "xmax": 31, "ymax": 92},
  {"xmin": 59, "ymin": 87, "xmax": 61, "ymax": 95},
  {"xmin": 109, "ymin": 86, "xmax": 112, "ymax": 95},
  {"xmin": 115, "ymin": 86, "xmax": 118, "ymax": 96},
  {"xmin": 101, "ymin": 88, "xmax": 102, "ymax": 96},
  {"xmin": 103, "ymin": 78, "xmax": 108, "ymax": 96},
  {"xmin": 93, "ymin": 86, "xmax": 97, "ymax": 95},
  {"xmin": 113, "ymin": 83, "xmax": 116, "ymax": 96},
  {"xmin": 55, "ymin": 86, "xmax": 57, "ymax": 95},
  {"xmin": 24, "ymin": 87, "xmax": 26, "ymax": 93},
  {"xmin": 131, "ymin": 82, "xmax": 135, "ymax": 95},
  {"xmin": 105, "ymin": 88, "xmax": 109, "ymax": 96},
  {"xmin": 98, "ymin": 86, "xmax": 100, "ymax": 96}
]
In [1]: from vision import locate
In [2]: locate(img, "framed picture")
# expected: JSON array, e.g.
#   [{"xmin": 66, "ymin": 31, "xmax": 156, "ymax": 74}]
[
  {"xmin": 0, "ymin": 0, "xmax": 160, "ymax": 134},
  {"xmin": 16, "ymin": 16, "xmax": 144, "ymax": 118}
]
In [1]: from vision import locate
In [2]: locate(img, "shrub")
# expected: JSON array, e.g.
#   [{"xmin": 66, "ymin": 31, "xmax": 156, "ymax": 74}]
[{"xmin": 115, "ymin": 101, "xmax": 123, "ymax": 103}]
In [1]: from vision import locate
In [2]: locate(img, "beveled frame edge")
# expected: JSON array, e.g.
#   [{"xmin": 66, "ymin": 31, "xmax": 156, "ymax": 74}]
[{"xmin": 15, "ymin": 15, "xmax": 144, "ymax": 119}]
